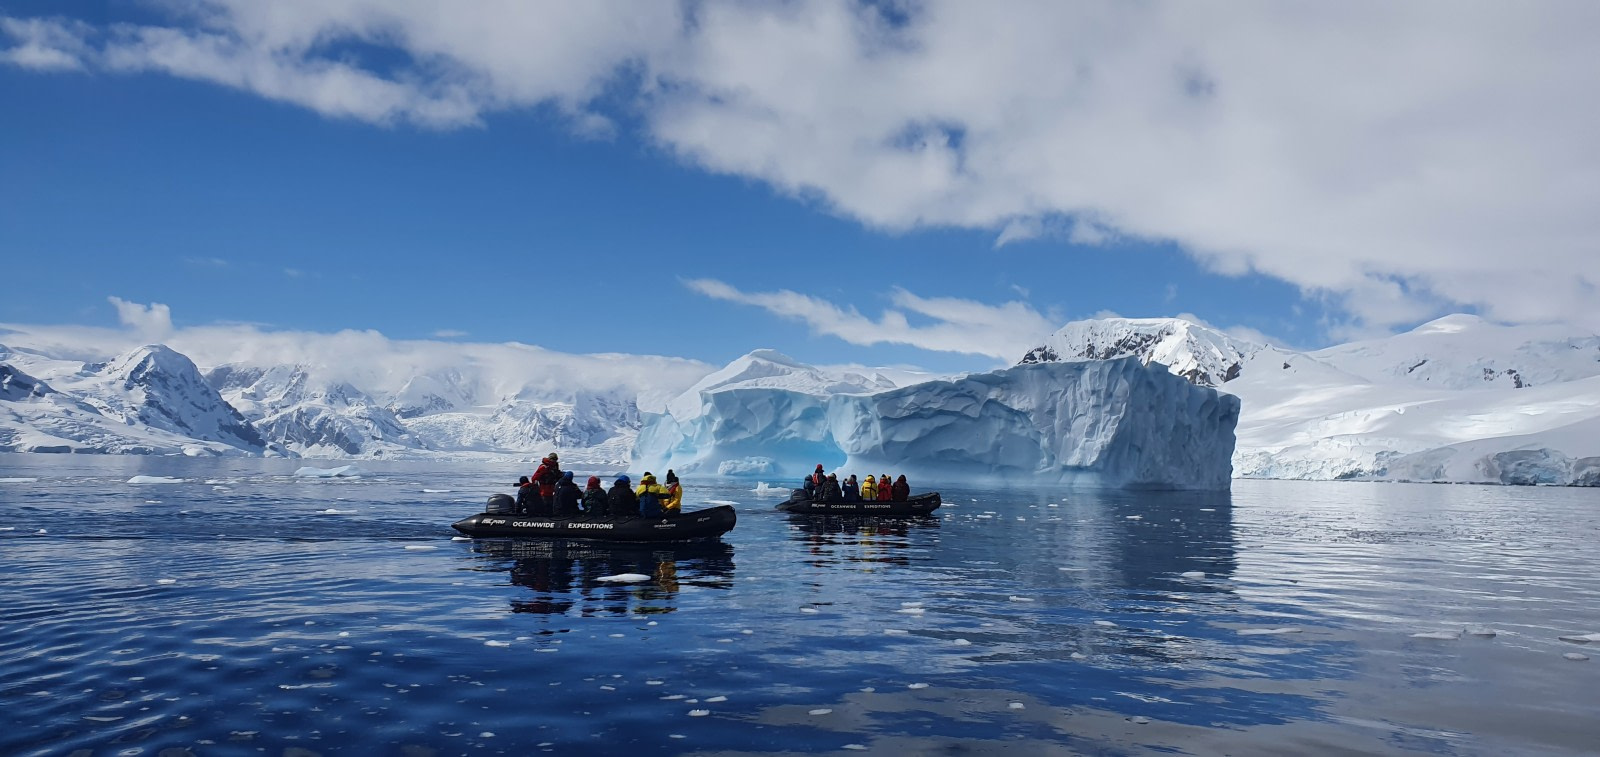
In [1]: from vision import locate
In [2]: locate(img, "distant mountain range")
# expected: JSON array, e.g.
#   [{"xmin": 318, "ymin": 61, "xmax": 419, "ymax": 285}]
[{"xmin": 4, "ymin": 314, "xmax": 1598, "ymax": 486}]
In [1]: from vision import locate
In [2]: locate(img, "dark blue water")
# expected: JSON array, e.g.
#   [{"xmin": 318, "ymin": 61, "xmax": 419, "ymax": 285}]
[{"xmin": 1, "ymin": 454, "xmax": 1597, "ymax": 756}]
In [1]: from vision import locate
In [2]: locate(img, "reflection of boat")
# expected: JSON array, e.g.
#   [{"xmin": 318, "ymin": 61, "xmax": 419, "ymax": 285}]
[
  {"xmin": 776, "ymin": 489, "xmax": 941, "ymax": 516},
  {"xmin": 451, "ymin": 505, "xmax": 736, "ymax": 542},
  {"xmin": 472, "ymin": 539, "xmax": 737, "ymax": 616}
]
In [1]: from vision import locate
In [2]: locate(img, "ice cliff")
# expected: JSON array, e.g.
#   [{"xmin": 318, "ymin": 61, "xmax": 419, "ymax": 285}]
[{"xmin": 635, "ymin": 351, "xmax": 1240, "ymax": 490}]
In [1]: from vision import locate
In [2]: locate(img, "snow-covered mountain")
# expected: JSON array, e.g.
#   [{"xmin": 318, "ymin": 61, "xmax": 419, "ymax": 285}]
[
  {"xmin": 1021, "ymin": 315, "xmax": 1600, "ymax": 486},
  {"xmin": 0, "ymin": 343, "xmax": 271, "ymax": 455},
  {"xmin": 636, "ymin": 349, "xmax": 1239, "ymax": 489}
]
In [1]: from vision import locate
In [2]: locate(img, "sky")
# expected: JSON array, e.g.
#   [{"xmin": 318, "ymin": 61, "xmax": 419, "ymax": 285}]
[{"xmin": 2, "ymin": 1, "xmax": 1597, "ymax": 376}]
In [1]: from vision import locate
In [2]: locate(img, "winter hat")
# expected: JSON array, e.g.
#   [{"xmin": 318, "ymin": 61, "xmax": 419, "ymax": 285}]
[
  {"xmin": 616, "ymin": 475, "xmax": 631, "ymax": 485},
  {"xmin": 562, "ymin": 471, "xmax": 574, "ymax": 481},
  {"xmin": 665, "ymin": 470, "xmax": 678, "ymax": 485},
  {"xmin": 518, "ymin": 475, "xmax": 530, "ymax": 485},
  {"xmin": 587, "ymin": 475, "xmax": 601, "ymax": 488}
]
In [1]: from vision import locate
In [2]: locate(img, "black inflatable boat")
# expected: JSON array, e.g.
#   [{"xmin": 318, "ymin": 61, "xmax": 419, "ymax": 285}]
[
  {"xmin": 452, "ymin": 505, "xmax": 737, "ymax": 543},
  {"xmin": 776, "ymin": 489, "xmax": 941, "ymax": 516}
]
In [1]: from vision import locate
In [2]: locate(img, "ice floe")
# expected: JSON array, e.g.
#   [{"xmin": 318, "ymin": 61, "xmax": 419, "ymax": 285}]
[
  {"xmin": 1070, "ymin": 652, "xmax": 1086, "ymax": 660},
  {"xmin": 421, "ymin": 489, "xmax": 451, "ymax": 493},
  {"xmin": 1237, "ymin": 627, "xmax": 1300, "ymax": 636},
  {"xmin": 907, "ymin": 683, "xmax": 929, "ymax": 689},
  {"xmin": 0, "ymin": 477, "xmax": 38, "ymax": 483},
  {"xmin": 595, "ymin": 573, "xmax": 652, "ymax": 583},
  {"xmin": 293, "ymin": 465, "xmax": 364, "ymax": 478},
  {"xmin": 1557, "ymin": 632, "xmax": 1600, "ymax": 643},
  {"xmin": 451, "ymin": 536, "xmax": 471, "ymax": 541},
  {"xmin": 320, "ymin": 509, "xmax": 358, "ymax": 515},
  {"xmin": 704, "ymin": 695, "xmax": 727, "ymax": 702},
  {"xmin": 752, "ymin": 482, "xmax": 778, "ymax": 496},
  {"xmin": 952, "ymin": 639, "xmax": 972, "ymax": 646},
  {"xmin": 403, "ymin": 545, "xmax": 438, "ymax": 551},
  {"xmin": 127, "ymin": 476, "xmax": 185, "ymax": 484},
  {"xmin": 1465, "ymin": 626, "xmax": 1498, "ymax": 637},
  {"xmin": 156, "ymin": 578, "xmax": 177, "ymax": 585},
  {"xmin": 1180, "ymin": 571, "xmax": 1206, "ymax": 579},
  {"xmin": 705, "ymin": 499, "xmax": 739, "ymax": 506},
  {"xmin": 843, "ymin": 745, "xmax": 867, "ymax": 751},
  {"xmin": 484, "ymin": 640, "xmax": 510, "ymax": 647},
  {"xmin": 1563, "ymin": 652, "xmax": 1590, "ymax": 661},
  {"xmin": 1009, "ymin": 596, "xmax": 1035, "ymax": 603},
  {"xmin": 809, "ymin": 708, "xmax": 832, "ymax": 715},
  {"xmin": 800, "ymin": 607, "xmax": 820, "ymax": 614},
  {"xmin": 884, "ymin": 629, "xmax": 909, "ymax": 635},
  {"xmin": 1008, "ymin": 702, "xmax": 1025, "ymax": 710},
  {"xmin": 688, "ymin": 709, "xmax": 710, "ymax": 717},
  {"xmin": 1093, "ymin": 620, "xmax": 1117, "ymax": 627},
  {"xmin": 897, "ymin": 608, "xmax": 925, "ymax": 615},
  {"xmin": 1129, "ymin": 716, "xmax": 1150, "ymax": 725}
]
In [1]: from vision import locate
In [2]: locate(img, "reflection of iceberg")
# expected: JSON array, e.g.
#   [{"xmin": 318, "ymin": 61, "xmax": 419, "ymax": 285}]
[
  {"xmin": 637, "ymin": 352, "xmax": 1238, "ymax": 490},
  {"xmin": 292, "ymin": 465, "xmax": 364, "ymax": 478}
]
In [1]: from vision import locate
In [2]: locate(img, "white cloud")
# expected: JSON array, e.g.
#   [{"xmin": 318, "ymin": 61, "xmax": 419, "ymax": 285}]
[
  {"xmin": 8, "ymin": 3, "xmax": 1600, "ymax": 334},
  {"xmin": 432, "ymin": 329, "xmax": 468, "ymax": 338},
  {"xmin": 684, "ymin": 278, "xmax": 1056, "ymax": 360},
  {"xmin": 108, "ymin": 296, "xmax": 173, "ymax": 340}
]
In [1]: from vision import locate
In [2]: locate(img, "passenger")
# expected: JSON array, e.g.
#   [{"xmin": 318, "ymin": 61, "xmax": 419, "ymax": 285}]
[
  {"xmin": 636, "ymin": 472, "xmax": 669, "ymax": 518},
  {"xmin": 809, "ymin": 464, "xmax": 827, "ymax": 493},
  {"xmin": 515, "ymin": 475, "xmax": 541, "ymax": 516},
  {"xmin": 861, "ymin": 474, "xmax": 878, "ymax": 501},
  {"xmin": 877, "ymin": 474, "xmax": 894, "ymax": 501},
  {"xmin": 892, "ymin": 474, "xmax": 910, "ymax": 501},
  {"xmin": 842, "ymin": 474, "xmax": 860, "ymax": 502},
  {"xmin": 608, "ymin": 475, "xmax": 638, "ymax": 517},
  {"xmin": 552, "ymin": 471, "xmax": 582, "ymax": 517},
  {"xmin": 533, "ymin": 453, "xmax": 563, "ymax": 502},
  {"xmin": 662, "ymin": 470, "xmax": 683, "ymax": 517},
  {"xmin": 582, "ymin": 475, "xmax": 609, "ymax": 517},
  {"xmin": 819, "ymin": 472, "xmax": 844, "ymax": 502}
]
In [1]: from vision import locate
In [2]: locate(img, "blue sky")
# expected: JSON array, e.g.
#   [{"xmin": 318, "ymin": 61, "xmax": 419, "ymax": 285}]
[{"xmin": 3, "ymin": 2, "xmax": 1596, "ymax": 373}]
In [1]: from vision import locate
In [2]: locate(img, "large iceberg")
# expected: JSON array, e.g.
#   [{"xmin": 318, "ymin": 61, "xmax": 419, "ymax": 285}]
[{"xmin": 635, "ymin": 351, "xmax": 1239, "ymax": 490}]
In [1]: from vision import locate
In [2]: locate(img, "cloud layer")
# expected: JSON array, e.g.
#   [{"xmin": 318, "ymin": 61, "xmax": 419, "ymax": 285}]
[{"xmin": 7, "ymin": 2, "xmax": 1599, "ymax": 333}]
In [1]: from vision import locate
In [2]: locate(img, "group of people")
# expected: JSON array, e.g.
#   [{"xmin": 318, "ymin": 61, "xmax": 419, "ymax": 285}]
[
  {"xmin": 801, "ymin": 465, "xmax": 911, "ymax": 502},
  {"xmin": 515, "ymin": 453, "xmax": 684, "ymax": 519}
]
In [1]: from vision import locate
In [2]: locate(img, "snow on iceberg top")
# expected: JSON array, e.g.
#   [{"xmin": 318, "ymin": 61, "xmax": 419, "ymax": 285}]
[{"xmin": 666, "ymin": 349, "xmax": 901, "ymax": 421}]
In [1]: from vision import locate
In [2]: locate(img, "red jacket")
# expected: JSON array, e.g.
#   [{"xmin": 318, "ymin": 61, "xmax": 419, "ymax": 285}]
[
  {"xmin": 877, "ymin": 480, "xmax": 893, "ymax": 501},
  {"xmin": 533, "ymin": 461, "xmax": 561, "ymax": 497}
]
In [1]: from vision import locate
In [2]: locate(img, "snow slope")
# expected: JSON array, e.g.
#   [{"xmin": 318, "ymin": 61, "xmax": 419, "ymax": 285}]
[
  {"xmin": 1023, "ymin": 315, "xmax": 1600, "ymax": 485},
  {"xmin": 637, "ymin": 351, "xmax": 1239, "ymax": 490}
]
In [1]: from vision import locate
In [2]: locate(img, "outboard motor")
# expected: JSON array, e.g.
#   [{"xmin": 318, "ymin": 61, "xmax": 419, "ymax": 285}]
[{"xmin": 485, "ymin": 493, "xmax": 515, "ymax": 515}]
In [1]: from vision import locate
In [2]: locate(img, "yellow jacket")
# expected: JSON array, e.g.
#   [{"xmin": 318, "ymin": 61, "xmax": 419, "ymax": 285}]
[
  {"xmin": 861, "ymin": 476, "xmax": 877, "ymax": 500},
  {"xmin": 663, "ymin": 482, "xmax": 683, "ymax": 513},
  {"xmin": 636, "ymin": 476, "xmax": 668, "ymax": 498}
]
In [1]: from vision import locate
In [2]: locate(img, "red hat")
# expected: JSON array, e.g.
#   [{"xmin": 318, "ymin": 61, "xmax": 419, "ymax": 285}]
[{"xmin": 587, "ymin": 475, "xmax": 601, "ymax": 488}]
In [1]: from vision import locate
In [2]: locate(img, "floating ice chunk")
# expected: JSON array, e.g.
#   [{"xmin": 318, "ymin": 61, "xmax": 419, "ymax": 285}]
[
  {"xmin": 535, "ymin": 648, "xmax": 558, "ymax": 653},
  {"xmin": 127, "ymin": 476, "xmax": 184, "ymax": 484},
  {"xmin": 1180, "ymin": 571, "xmax": 1206, "ymax": 579},
  {"xmin": 608, "ymin": 634, "xmax": 625, "ymax": 638},
  {"xmin": 717, "ymin": 638, "xmax": 733, "ymax": 643},
  {"xmin": 1008, "ymin": 702, "xmax": 1025, "ymax": 710},
  {"xmin": 897, "ymin": 608, "xmax": 925, "ymax": 615},
  {"xmin": 479, "ymin": 732, "xmax": 494, "ymax": 738},
  {"xmin": 705, "ymin": 499, "xmax": 739, "ymax": 506},
  {"xmin": 1564, "ymin": 652, "xmax": 1590, "ymax": 661},
  {"xmin": 1093, "ymin": 620, "xmax": 1117, "ymax": 627},
  {"xmin": 1070, "ymin": 652, "xmax": 1086, "ymax": 660},
  {"xmin": 1047, "ymin": 503, "xmax": 1059, "ymax": 507},
  {"xmin": 901, "ymin": 601, "xmax": 923, "ymax": 608},
  {"xmin": 952, "ymin": 639, "xmax": 971, "ymax": 646},
  {"xmin": 752, "ymin": 482, "xmax": 777, "ymax": 496},
  {"xmin": 451, "ymin": 536, "xmax": 471, "ymax": 541},
  {"xmin": 740, "ymin": 629, "xmax": 754, "ymax": 635},
  {"xmin": 688, "ymin": 709, "xmax": 710, "ymax": 717},
  {"xmin": 800, "ymin": 607, "xmax": 820, "ymax": 614},
  {"xmin": 1410, "ymin": 631, "xmax": 1461, "ymax": 640},
  {"xmin": 35, "ymin": 529, "xmax": 46, "ymax": 535},
  {"xmin": 595, "ymin": 573, "xmax": 652, "ymax": 583},
  {"xmin": 403, "ymin": 545, "xmax": 437, "ymax": 551},
  {"xmin": 705, "ymin": 695, "xmax": 727, "ymax": 702},
  {"xmin": 484, "ymin": 640, "xmax": 511, "ymax": 647},
  {"xmin": 1238, "ymin": 627, "xmax": 1300, "ymax": 636},
  {"xmin": 1465, "ymin": 626, "xmax": 1497, "ymax": 637},
  {"xmin": 660, "ymin": 694, "xmax": 686, "ymax": 700},
  {"xmin": 1199, "ymin": 508, "xmax": 1215, "ymax": 512},
  {"xmin": 1125, "ymin": 515, "xmax": 1142, "ymax": 520},
  {"xmin": 294, "ymin": 465, "xmax": 363, "ymax": 478},
  {"xmin": 320, "ymin": 509, "xmax": 358, "ymax": 515},
  {"xmin": 809, "ymin": 708, "xmax": 832, "ymax": 716},
  {"xmin": 0, "ymin": 527, "xmax": 12, "ymax": 531},
  {"xmin": 907, "ymin": 683, "xmax": 929, "ymax": 689},
  {"xmin": 646, "ymin": 680, "xmax": 665, "ymax": 685},
  {"xmin": 1009, "ymin": 596, "xmax": 1035, "ymax": 603},
  {"xmin": 421, "ymin": 489, "xmax": 451, "ymax": 493},
  {"xmin": 669, "ymin": 734, "xmax": 685, "ymax": 739},
  {"xmin": 843, "ymin": 745, "xmax": 867, "ymax": 751},
  {"xmin": 1557, "ymin": 633, "xmax": 1600, "ymax": 643},
  {"xmin": 860, "ymin": 687, "xmax": 875, "ymax": 693},
  {"xmin": 884, "ymin": 629, "xmax": 909, "ymax": 635},
  {"xmin": 156, "ymin": 578, "xmax": 177, "ymax": 585},
  {"xmin": 0, "ymin": 477, "xmax": 39, "ymax": 483},
  {"xmin": 1129, "ymin": 716, "xmax": 1150, "ymax": 725}
]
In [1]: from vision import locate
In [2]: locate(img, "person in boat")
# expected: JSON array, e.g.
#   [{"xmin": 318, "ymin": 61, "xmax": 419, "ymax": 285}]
[
  {"xmin": 877, "ymin": 474, "xmax": 894, "ymax": 501},
  {"xmin": 842, "ymin": 474, "xmax": 860, "ymax": 502},
  {"xmin": 533, "ymin": 453, "xmax": 563, "ymax": 503},
  {"xmin": 803, "ymin": 463, "xmax": 825, "ymax": 498},
  {"xmin": 582, "ymin": 475, "xmax": 608, "ymax": 517},
  {"xmin": 819, "ymin": 473, "xmax": 844, "ymax": 502},
  {"xmin": 552, "ymin": 471, "xmax": 583, "ymax": 517},
  {"xmin": 608, "ymin": 475, "xmax": 638, "ymax": 517},
  {"xmin": 892, "ymin": 474, "xmax": 910, "ymax": 501},
  {"xmin": 662, "ymin": 470, "xmax": 683, "ymax": 517},
  {"xmin": 861, "ymin": 474, "xmax": 878, "ymax": 501},
  {"xmin": 515, "ymin": 475, "xmax": 543, "ymax": 516},
  {"xmin": 636, "ymin": 472, "xmax": 669, "ymax": 517}
]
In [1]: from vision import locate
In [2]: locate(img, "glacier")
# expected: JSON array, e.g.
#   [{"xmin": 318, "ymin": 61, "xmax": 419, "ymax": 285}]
[{"xmin": 635, "ymin": 351, "xmax": 1240, "ymax": 490}]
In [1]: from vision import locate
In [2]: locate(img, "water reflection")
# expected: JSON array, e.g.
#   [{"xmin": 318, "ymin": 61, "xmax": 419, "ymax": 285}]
[
  {"xmin": 785, "ymin": 514, "xmax": 939, "ymax": 568},
  {"xmin": 470, "ymin": 539, "xmax": 736, "ymax": 616}
]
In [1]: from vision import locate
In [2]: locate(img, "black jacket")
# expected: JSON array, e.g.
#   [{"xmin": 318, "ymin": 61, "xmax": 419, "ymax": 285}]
[
  {"xmin": 516, "ymin": 484, "xmax": 546, "ymax": 516},
  {"xmin": 582, "ymin": 487, "xmax": 608, "ymax": 516},
  {"xmin": 552, "ymin": 479, "xmax": 583, "ymax": 516},
  {"xmin": 842, "ymin": 478, "xmax": 859, "ymax": 501},
  {"xmin": 891, "ymin": 478, "xmax": 910, "ymax": 501},
  {"xmin": 608, "ymin": 483, "xmax": 639, "ymax": 517},
  {"xmin": 819, "ymin": 479, "xmax": 843, "ymax": 502}
]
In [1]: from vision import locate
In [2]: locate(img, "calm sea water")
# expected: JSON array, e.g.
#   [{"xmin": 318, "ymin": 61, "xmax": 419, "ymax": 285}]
[{"xmin": 1, "ymin": 454, "xmax": 1597, "ymax": 756}]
